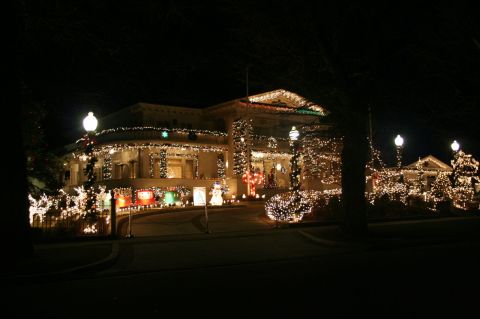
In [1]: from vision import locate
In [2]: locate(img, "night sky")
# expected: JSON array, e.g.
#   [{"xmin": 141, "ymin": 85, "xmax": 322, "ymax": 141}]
[{"xmin": 17, "ymin": 1, "xmax": 480, "ymax": 165}]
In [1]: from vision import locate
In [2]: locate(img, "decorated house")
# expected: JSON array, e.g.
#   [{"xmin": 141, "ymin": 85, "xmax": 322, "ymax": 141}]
[
  {"xmin": 60, "ymin": 89, "xmax": 341, "ymax": 206},
  {"xmin": 402, "ymin": 155, "xmax": 453, "ymax": 190}
]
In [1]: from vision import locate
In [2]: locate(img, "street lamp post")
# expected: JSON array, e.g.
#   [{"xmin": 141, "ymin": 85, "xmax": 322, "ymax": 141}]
[
  {"xmin": 288, "ymin": 126, "xmax": 302, "ymax": 222},
  {"xmin": 394, "ymin": 134, "xmax": 404, "ymax": 170},
  {"xmin": 83, "ymin": 112, "xmax": 99, "ymax": 225},
  {"xmin": 110, "ymin": 190, "xmax": 117, "ymax": 238},
  {"xmin": 289, "ymin": 126, "xmax": 301, "ymax": 192},
  {"xmin": 450, "ymin": 140, "xmax": 460, "ymax": 186}
]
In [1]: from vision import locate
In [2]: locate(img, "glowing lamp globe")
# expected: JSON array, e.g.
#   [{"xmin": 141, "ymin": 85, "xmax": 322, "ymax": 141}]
[
  {"xmin": 276, "ymin": 163, "xmax": 282, "ymax": 171},
  {"xmin": 394, "ymin": 134, "xmax": 404, "ymax": 147},
  {"xmin": 451, "ymin": 140, "xmax": 460, "ymax": 152},
  {"xmin": 289, "ymin": 126, "xmax": 299, "ymax": 141},
  {"xmin": 83, "ymin": 112, "xmax": 98, "ymax": 132}
]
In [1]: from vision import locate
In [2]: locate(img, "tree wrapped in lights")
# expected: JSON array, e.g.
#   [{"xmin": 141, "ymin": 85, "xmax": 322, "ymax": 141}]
[
  {"xmin": 365, "ymin": 139, "xmax": 386, "ymax": 193},
  {"xmin": 373, "ymin": 169, "xmax": 408, "ymax": 204},
  {"xmin": 301, "ymin": 134, "xmax": 342, "ymax": 181},
  {"xmin": 232, "ymin": 118, "xmax": 253, "ymax": 175},
  {"xmin": 450, "ymin": 150, "xmax": 479, "ymax": 209},
  {"xmin": 409, "ymin": 158, "xmax": 426, "ymax": 196},
  {"xmin": 430, "ymin": 172, "xmax": 452, "ymax": 202},
  {"xmin": 366, "ymin": 138, "xmax": 385, "ymax": 173}
]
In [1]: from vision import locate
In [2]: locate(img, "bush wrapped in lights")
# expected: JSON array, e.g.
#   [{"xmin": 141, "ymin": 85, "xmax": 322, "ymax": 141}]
[
  {"xmin": 266, "ymin": 192, "xmax": 313, "ymax": 223},
  {"xmin": 265, "ymin": 189, "xmax": 341, "ymax": 223}
]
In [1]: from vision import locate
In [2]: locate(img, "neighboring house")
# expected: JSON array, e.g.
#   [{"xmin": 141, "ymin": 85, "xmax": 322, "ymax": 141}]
[
  {"xmin": 402, "ymin": 155, "xmax": 453, "ymax": 189},
  {"xmin": 60, "ymin": 89, "xmax": 338, "ymax": 203}
]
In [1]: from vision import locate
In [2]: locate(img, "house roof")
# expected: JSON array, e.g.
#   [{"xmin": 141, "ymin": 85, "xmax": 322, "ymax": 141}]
[
  {"xmin": 205, "ymin": 89, "xmax": 328, "ymax": 116},
  {"xmin": 405, "ymin": 155, "xmax": 452, "ymax": 171},
  {"xmin": 246, "ymin": 89, "xmax": 328, "ymax": 115}
]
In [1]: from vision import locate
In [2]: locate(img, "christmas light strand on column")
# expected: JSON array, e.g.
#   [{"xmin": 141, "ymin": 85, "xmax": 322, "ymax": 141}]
[
  {"xmin": 102, "ymin": 154, "xmax": 112, "ymax": 180},
  {"xmin": 217, "ymin": 154, "xmax": 226, "ymax": 178},
  {"xmin": 83, "ymin": 133, "xmax": 98, "ymax": 223},
  {"xmin": 289, "ymin": 140, "xmax": 301, "ymax": 192},
  {"xmin": 149, "ymin": 153, "xmax": 156, "ymax": 177},
  {"xmin": 232, "ymin": 118, "xmax": 253, "ymax": 175},
  {"xmin": 159, "ymin": 150, "xmax": 167, "ymax": 178},
  {"xmin": 194, "ymin": 156, "xmax": 199, "ymax": 178},
  {"xmin": 149, "ymin": 152, "xmax": 199, "ymax": 178}
]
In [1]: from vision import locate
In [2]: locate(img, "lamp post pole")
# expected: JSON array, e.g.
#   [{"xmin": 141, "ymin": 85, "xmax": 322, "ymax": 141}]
[
  {"xmin": 289, "ymin": 126, "xmax": 301, "ymax": 192},
  {"xmin": 394, "ymin": 134, "xmax": 404, "ymax": 171},
  {"xmin": 83, "ymin": 112, "xmax": 99, "ymax": 225},
  {"xmin": 450, "ymin": 140, "xmax": 460, "ymax": 187},
  {"xmin": 110, "ymin": 189, "xmax": 116, "ymax": 238},
  {"xmin": 289, "ymin": 126, "xmax": 301, "ymax": 222},
  {"xmin": 126, "ymin": 204, "xmax": 134, "ymax": 238}
]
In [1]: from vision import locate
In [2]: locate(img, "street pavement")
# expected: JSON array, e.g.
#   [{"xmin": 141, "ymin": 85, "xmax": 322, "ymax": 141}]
[{"xmin": 6, "ymin": 205, "xmax": 480, "ymax": 318}]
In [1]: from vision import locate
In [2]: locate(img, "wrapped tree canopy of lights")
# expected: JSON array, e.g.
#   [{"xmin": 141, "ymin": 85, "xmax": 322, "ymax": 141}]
[
  {"xmin": 430, "ymin": 172, "xmax": 453, "ymax": 202},
  {"xmin": 450, "ymin": 149, "xmax": 479, "ymax": 209}
]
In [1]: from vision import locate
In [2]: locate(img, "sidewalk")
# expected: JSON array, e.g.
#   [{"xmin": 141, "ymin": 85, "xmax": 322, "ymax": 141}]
[
  {"xmin": 297, "ymin": 215, "xmax": 480, "ymax": 249},
  {"xmin": 6, "ymin": 239, "xmax": 119, "ymax": 282},
  {"xmin": 8, "ymin": 214, "xmax": 480, "ymax": 282}
]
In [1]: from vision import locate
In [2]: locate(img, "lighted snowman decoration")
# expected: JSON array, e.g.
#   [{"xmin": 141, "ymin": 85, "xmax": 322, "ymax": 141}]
[{"xmin": 210, "ymin": 181, "xmax": 223, "ymax": 206}]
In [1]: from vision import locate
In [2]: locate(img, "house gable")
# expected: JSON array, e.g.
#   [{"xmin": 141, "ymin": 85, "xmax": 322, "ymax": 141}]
[{"xmin": 406, "ymin": 155, "xmax": 452, "ymax": 171}]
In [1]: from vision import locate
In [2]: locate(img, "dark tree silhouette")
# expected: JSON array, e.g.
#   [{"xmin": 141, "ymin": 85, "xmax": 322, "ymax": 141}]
[
  {"xmin": 8, "ymin": 0, "xmax": 33, "ymax": 261},
  {"xmin": 224, "ymin": 1, "xmax": 480, "ymax": 235},
  {"xmin": 15, "ymin": 1, "xmax": 480, "ymax": 238}
]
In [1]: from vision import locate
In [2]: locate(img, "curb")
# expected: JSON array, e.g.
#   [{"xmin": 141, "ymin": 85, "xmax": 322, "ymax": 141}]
[
  {"xmin": 296, "ymin": 230, "xmax": 344, "ymax": 247},
  {"xmin": 58, "ymin": 242, "xmax": 120, "ymax": 275}
]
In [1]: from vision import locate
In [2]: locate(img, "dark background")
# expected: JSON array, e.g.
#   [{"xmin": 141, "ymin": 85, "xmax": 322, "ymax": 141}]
[{"xmin": 16, "ymin": 1, "xmax": 480, "ymax": 166}]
